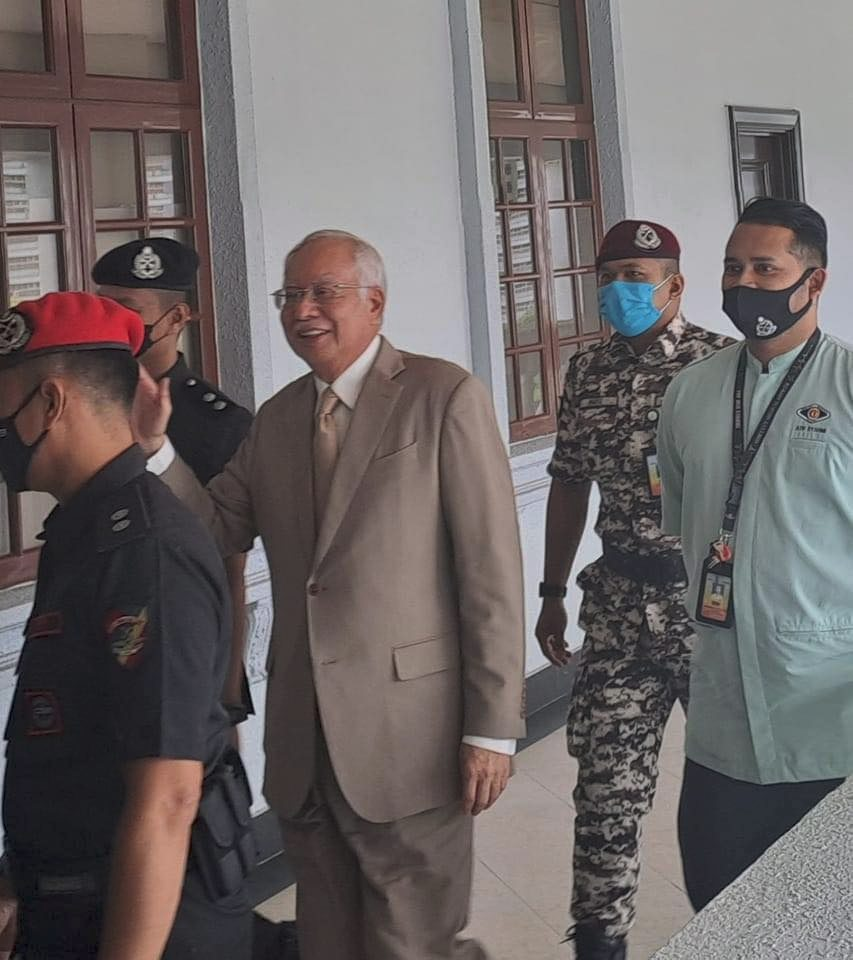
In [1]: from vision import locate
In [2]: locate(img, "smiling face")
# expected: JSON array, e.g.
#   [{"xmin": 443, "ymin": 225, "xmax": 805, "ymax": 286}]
[{"xmin": 279, "ymin": 237, "xmax": 385, "ymax": 383}]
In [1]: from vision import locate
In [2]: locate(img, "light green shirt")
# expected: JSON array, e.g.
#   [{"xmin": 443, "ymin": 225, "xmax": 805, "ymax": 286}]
[{"xmin": 658, "ymin": 333, "xmax": 853, "ymax": 784}]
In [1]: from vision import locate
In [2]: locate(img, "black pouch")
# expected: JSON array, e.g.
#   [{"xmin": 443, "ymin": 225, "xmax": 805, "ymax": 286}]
[{"xmin": 190, "ymin": 751, "xmax": 257, "ymax": 902}]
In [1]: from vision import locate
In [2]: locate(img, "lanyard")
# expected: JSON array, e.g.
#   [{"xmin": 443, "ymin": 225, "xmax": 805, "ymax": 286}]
[{"xmin": 719, "ymin": 329, "xmax": 821, "ymax": 545}]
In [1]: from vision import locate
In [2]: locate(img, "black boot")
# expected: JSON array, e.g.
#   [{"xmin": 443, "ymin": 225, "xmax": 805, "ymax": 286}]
[{"xmin": 571, "ymin": 922, "xmax": 627, "ymax": 960}]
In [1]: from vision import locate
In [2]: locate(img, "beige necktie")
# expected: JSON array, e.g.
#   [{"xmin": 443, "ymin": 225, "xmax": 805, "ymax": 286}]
[{"xmin": 313, "ymin": 387, "xmax": 341, "ymax": 527}]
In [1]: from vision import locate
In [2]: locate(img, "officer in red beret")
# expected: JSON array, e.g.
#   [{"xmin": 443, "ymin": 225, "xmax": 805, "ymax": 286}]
[
  {"xmin": 534, "ymin": 222, "xmax": 732, "ymax": 959},
  {"xmin": 0, "ymin": 293, "xmax": 252, "ymax": 959}
]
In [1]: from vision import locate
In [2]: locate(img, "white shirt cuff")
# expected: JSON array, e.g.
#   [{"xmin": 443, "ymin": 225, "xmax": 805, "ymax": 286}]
[
  {"xmin": 145, "ymin": 437, "xmax": 176, "ymax": 476},
  {"xmin": 462, "ymin": 736, "xmax": 517, "ymax": 756}
]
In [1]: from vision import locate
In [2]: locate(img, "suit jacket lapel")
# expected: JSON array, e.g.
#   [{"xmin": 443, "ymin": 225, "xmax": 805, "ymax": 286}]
[
  {"xmin": 288, "ymin": 375, "xmax": 317, "ymax": 563},
  {"xmin": 313, "ymin": 340, "xmax": 405, "ymax": 566}
]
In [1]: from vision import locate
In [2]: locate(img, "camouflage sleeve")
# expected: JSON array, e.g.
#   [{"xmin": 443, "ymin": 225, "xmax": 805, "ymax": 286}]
[
  {"xmin": 547, "ymin": 356, "xmax": 588, "ymax": 484},
  {"xmin": 658, "ymin": 379, "xmax": 683, "ymax": 536}
]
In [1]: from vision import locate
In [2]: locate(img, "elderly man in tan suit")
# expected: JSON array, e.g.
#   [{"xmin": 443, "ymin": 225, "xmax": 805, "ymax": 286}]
[{"xmin": 134, "ymin": 230, "xmax": 526, "ymax": 959}]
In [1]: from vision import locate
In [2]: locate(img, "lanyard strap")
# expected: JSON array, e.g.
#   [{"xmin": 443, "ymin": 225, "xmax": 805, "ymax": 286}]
[{"xmin": 721, "ymin": 329, "xmax": 821, "ymax": 538}]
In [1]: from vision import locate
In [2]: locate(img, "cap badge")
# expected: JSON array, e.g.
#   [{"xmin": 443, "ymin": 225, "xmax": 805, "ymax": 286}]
[
  {"xmin": 131, "ymin": 245, "xmax": 165, "ymax": 281},
  {"xmin": 0, "ymin": 310, "xmax": 32, "ymax": 355},
  {"xmin": 634, "ymin": 224, "xmax": 662, "ymax": 251}
]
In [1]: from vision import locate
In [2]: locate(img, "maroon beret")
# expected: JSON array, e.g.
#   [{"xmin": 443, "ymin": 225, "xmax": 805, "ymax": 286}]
[
  {"xmin": 0, "ymin": 292, "xmax": 144, "ymax": 368},
  {"xmin": 596, "ymin": 220, "xmax": 680, "ymax": 268}
]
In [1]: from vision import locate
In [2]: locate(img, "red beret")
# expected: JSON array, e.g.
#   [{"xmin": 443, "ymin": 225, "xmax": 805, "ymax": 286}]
[
  {"xmin": 0, "ymin": 292, "xmax": 144, "ymax": 368},
  {"xmin": 596, "ymin": 220, "xmax": 680, "ymax": 268}
]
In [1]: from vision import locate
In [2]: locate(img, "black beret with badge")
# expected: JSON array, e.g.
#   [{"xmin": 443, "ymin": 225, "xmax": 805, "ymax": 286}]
[{"xmin": 92, "ymin": 237, "xmax": 199, "ymax": 291}]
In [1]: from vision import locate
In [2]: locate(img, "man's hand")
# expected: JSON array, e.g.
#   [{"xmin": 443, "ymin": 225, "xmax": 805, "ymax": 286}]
[
  {"xmin": 535, "ymin": 598, "xmax": 571, "ymax": 667},
  {"xmin": 131, "ymin": 365, "xmax": 172, "ymax": 457},
  {"xmin": 460, "ymin": 744, "xmax": 511, "ymax": 816},
  {"xmin": 0, "ymin": 875, "xmax": 18, "ymax": 960}
]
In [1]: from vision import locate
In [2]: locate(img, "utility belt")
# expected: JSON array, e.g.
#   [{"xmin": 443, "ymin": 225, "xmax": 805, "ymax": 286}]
[
  {"xmin": 602, "ymin": 541, "xmax": 686, "ymax": 588},
  {"xmin": 6, "ymin": 749, "xmax": 256, "ymax": 908}
]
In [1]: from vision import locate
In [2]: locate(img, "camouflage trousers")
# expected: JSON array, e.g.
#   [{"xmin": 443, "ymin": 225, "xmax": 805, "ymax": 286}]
[{"xmin": 567, "ymin": 565, "xmax": 693, "ymax": 940}]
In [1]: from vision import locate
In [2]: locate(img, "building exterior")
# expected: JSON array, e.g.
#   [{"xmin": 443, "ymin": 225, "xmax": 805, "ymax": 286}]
[{"xmin": 1, "ymin": 0, "xmax": 851, "ymax": 827}]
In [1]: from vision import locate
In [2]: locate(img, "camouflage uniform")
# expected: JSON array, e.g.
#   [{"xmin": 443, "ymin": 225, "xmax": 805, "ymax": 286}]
[{"xmin": 548, "ymin": 314, "xmax": 732, "ymax": 940}]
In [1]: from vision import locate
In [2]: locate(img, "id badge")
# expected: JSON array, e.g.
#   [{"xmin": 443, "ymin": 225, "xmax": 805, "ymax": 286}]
[
  {"xmin": 644, "ymin": 447, "xmax": 661, "ymax": 498},
  {"xmin": 695, "ymin": 548, "xmax": 734, "ymax": 628}
]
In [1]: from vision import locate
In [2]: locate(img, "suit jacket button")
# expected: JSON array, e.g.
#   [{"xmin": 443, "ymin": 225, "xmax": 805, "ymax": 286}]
[{"xmin": 308, "ymin": 583, "xmax": 320, "ymax": 596}]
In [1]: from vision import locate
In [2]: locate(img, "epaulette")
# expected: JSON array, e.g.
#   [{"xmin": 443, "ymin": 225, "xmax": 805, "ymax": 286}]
[
  {"xmin": 179, "ymin": 374, "xmax": 236, "ymax": 415},
  {"xmin": 96, "ymin": 483, "xmax": 152, "ymax": 553}
]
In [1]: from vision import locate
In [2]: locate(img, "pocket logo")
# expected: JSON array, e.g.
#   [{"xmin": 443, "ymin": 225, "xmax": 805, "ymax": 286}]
[{"xmin": 796, "ymin": 404, "xmax": 830, "ymax": 424}]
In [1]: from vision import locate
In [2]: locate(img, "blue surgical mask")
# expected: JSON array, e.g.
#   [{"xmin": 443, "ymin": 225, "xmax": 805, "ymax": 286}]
[{"xmin": 598, "ymin": 276, "xmax": 674, "ymax": 338}]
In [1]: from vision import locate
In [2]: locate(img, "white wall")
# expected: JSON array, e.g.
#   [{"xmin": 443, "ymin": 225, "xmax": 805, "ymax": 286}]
[
  {"xmin": 612, "ymin": 0, "xmax": 853, "ymax": 342},
  {"xmin": 242, "ymin": 0, "xmax": 473, "ymax": 392}
]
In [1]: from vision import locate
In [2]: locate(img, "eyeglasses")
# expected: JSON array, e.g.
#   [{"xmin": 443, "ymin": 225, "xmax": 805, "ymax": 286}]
[{"xmin": 271, "ymin": 282, "xmax": 370, "ymax": 310}]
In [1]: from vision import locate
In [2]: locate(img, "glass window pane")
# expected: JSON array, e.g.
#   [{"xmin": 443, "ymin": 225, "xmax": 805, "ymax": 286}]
[
  {"xmin": 82, "ymin": 0, "xmax": 183, "ymax": 80},
  {"xmin": 2, "ymin": 129, "xmax": 56, "ymax": 223},
  {"xmin": 508, "ymin": 211, "xmax": 535, "ymax": 274},
  {"xmin": 576, "ymin": 273, "xmax": 601, "ymax": 334},
  {"xmin": 144, "ymin": 133, "xmax": 189, "ymax": 218},
  {"xmin": 148, "ymin": 225, "xmax": 193, "ymax": 246},
  {"xmin": 531, "ymin": 0, "xmax": 584, "ymax": 105},
  {"xmin": 481, "ymin": 0, "xmax": 520, "ymax": 101},
  {"xmin": 553, "ymin": 275, "xmax": 577, "ymax": 338},
  {"xmin": 21, "ymin": 492, "xmax": 56, "ymax": 549},
  {"xmin": 519, "ymin": 352, "xmax": 545, "ymax": 418},
  {"xmin": 501, "ymin": 284, "xmax": 511, "ymax": 348},
  {"xmin": 490, "ymin": 139, "xmax": 501, "ymax": 203},
  {"xmin": 741, "ymin": 166, "xmax": 769, "ymax": 205},
  {"xmin": 501, "ymin": 140, "xmax": 529, "ymax": 203},
  {"xmin": 548, "ymin": 209, "xmax": 570, "ymax": 270},
  {"xmin": 91, "ymin": 132, "xmax": 140, "ymax": 221},
  {"xmin": 570, "ymin": 140, "xmax": 592, "ymax": 201},
  {"xmin": 95, "ymin": 229, "xmax": 142, "ymax": 261},
  {"xmin": 513, "ymin": 281, "xmax": 539, "ymax": 347},
  {"xmin": 495, "ymin": 213, "xmax": 507, "ymax": 277},
  {"xmin": 4, "ymin": 234, "xmax": 61, "ymax": 305},
  {"xmin": 571, "ymin": 207, "xmax": 596, "ymax": 267},
  {"xmin": 543, "ymin": 141, "xmax": 566, "ymax": 202},
  {"xmin": 738, "ymin": 135, "xmax": 759, "ymax": 161},
  {"xmin": 505, "ymin": 356, "xmax": 518, "ymax": 422},
  {"xmin": 559, "ymin": 342, "xmax": 578, "ymax": 387},
  {"xmin": 0, "ymin": 1, "xmax": 46, "ymax": 73}
]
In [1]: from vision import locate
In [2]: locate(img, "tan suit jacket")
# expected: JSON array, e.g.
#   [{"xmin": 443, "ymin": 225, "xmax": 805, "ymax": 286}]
[{"xmin": 163, "ymin": 338, "xmax": 526, "ymax": 822}]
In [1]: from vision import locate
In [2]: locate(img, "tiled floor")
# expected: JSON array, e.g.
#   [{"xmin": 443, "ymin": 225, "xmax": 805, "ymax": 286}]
[{"xmin": 257, "ymin": 706, "xmax": 692, "ymax": 959}]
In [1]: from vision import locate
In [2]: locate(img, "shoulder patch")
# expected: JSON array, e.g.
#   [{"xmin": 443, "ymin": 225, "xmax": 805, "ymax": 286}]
[{"xmin": 105, "ymin": 608, "xmax": 148, "ymax": 668}]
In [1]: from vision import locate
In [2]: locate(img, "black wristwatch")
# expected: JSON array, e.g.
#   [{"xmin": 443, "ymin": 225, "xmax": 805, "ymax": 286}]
[{"xmin": 539, "ymin": 582, "xmax": 567, "ymax": 599}]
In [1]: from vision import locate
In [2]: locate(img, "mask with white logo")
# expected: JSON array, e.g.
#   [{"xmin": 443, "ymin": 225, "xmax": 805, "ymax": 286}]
[{"xmin": 722, "ymin": 268, "xmax": 816, "ymax": 341}]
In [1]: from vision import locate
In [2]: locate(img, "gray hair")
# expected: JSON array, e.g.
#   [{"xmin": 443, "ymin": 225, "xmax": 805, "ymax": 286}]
[{"xmin": 285, "ymin": 229, "xmax": 387, "ymax": 295}]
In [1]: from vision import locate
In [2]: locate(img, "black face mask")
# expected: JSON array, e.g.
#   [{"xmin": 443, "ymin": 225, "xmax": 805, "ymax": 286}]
[
  {"xmin": 0, "ymin": 384, "xmax": 49, "ymax": 493},
  {"xmin": 722, "ymin": 268, "xmax": 816, "ymax": 341},
  {"xmin": 137, "ymin": 310, "xmax": 173, "ymax": 357}
]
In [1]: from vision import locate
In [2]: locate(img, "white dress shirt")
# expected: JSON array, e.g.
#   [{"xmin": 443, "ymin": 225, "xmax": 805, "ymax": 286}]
[{"xmin": 151, "ymin": 335, "xmax": 516, "ymax": 756}]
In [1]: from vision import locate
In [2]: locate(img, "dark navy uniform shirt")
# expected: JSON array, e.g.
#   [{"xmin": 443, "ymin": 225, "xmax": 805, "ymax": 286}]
[
  {"xmin": 164, "ymin": 354, "xmax": 253, "ymax": 486},
  {"xmin": 3, "ymin": 447, "xmax": 231, "ymax": 864}
]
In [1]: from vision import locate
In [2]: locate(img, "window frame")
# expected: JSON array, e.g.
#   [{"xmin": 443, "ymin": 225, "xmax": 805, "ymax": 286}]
[
  {"xmin": 728, "ymin": 106, "xmax": 805, "ymax": 213},
  {"xmin": 484, "ymin": 0, "xmax": 605, "ymax": 441},
  {"xmin": 0, "ymin": 0, "xmax": 215, "ymax": 589},
  {"xmin": 0, "ymin": 0, "xmax": 72, "ymax": 100},
  {"xmin": 74, "ymin": 101, "xmax": 217, "ymax": 374},
  {"xmin": 65, "ymin": 0, "xmax": 201, "ymax": 105}
]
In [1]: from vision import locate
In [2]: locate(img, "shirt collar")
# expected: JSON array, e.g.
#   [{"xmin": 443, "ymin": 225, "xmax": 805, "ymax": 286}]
[
  {"xmin": 745, "ymin": 335, "xmax": 813, "ymax": 376},
  {"xmin": 313, "ymin": 335, "xmax": 382, "ymax": 410},
  {"xmin": 41, "ymin": 445, "xmax": 147, "ymax": 547},
  {"xmin": 609, "ymin": 312, "xmax": 689, "ymax": 362}
]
